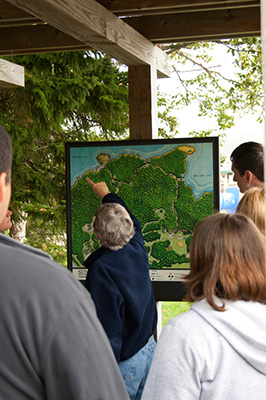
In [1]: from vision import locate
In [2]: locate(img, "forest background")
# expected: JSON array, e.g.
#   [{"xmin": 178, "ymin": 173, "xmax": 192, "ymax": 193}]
[{"xmin": 0, "ymin": 37, "xmax": 263, "ymax": 268}]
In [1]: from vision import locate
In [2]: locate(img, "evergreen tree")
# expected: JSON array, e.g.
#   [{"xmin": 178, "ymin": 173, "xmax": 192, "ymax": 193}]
[{"xmin": 0, "ymin": 51, "xmax": 129, "ymax": 264}]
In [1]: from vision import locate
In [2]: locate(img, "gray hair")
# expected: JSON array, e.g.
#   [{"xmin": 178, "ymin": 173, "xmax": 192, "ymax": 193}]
[{"xmin": 93, "ymin": 203, "xmax": 135, "ymax": 250}]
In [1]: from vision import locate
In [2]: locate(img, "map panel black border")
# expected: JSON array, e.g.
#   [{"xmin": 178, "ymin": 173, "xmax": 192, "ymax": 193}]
[{"xmin": 66, "ymin": 137, "xmax": 220, "ymax": 301}]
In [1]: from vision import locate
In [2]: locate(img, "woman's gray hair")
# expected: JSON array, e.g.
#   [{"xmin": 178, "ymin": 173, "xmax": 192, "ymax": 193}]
[{"xmin": 93, "ymin": 203, "xmax": 135, "ymax": 250}]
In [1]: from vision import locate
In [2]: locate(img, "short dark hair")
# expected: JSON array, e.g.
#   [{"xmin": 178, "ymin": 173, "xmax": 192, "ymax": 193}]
[
  {"xmin": 185, "ymin": 213, "xmax": 266, "ymax": 311},
  {"xmin": 230, "ymin": 142, "xmax": 264, "ymax": 182},
  {"xmin": 0, "ymin": 126, "xmax": 12, "ymax": 184}
]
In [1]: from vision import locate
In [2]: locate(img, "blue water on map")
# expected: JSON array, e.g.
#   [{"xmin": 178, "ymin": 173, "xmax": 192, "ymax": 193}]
[
  {"xmin": 184, "ymin": 143, "xmax": 213, "ymax": 199},
  {"xmin": 70, "ymin": 142, "xmax": 214, "ymax": 200}
]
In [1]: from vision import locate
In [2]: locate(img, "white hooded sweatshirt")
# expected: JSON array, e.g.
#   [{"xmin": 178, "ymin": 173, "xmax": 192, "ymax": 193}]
[{"xmin": 142, "ymin": 299, "xmax": 266, "ymax": 400}]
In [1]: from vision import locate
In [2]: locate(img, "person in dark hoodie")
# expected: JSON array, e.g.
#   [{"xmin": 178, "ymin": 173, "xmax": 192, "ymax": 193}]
[
  {"xmin": 83, "ymin": 178, "xmax": 157, "ymax": 400},
  {"xmin": 142, "ymin": 213, "xmax": 266, "ymax": 400}
]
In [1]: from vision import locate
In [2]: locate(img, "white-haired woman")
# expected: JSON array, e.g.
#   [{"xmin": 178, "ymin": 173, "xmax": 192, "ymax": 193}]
[{"xmin": 83, "ymin": 179, "xmax": 157, "ymax": 400}]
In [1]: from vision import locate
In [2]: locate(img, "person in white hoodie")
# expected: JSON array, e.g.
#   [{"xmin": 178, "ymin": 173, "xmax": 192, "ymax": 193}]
[{"xmin": 142, "ymin": 213, "xmax": 266, "ymax": 400}]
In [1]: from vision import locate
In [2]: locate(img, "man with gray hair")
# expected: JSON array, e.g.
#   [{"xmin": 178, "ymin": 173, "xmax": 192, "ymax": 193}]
[{"xmin": 84, "ymin": 178, "xmax": 157, "ymax": 400}]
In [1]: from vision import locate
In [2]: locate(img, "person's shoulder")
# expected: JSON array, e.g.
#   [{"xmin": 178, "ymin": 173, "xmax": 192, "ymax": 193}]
[
  {"xmin": 87, "ymin": 247, "xmax": 130, "ymax": 282},
  {"xmin": 0, "ymin": 234, "xmax": 59, "ymax": 275},
  {"xmin": 88, "ymin": 249, "xmax": 114, "ymax": 273},
  {"xmin": 0, "ymin": 234, "xmax": 89, "ymax": 303},
  {"xmin": 166, "ymin": 308, "xmax": 195, "ymax": 331},
  {"xmin": 165, "ymin": 302, "xmax": 211, "ymax": 337},
  {"xmin": 159, "ymin": 304, "xmax": 216, "ymax": 354},
  {"xmin": 0, "ymin": 233, "xmax": 52, "ymax": 259}
]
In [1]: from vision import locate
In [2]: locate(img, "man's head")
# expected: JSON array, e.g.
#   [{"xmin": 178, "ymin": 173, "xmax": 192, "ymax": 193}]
[
  {"xmin": 0, "ymin": 126, "xmax": 12, "ymax": 223},
  {"xmin": 230, "ymin": 142, "xmax": 264, "ymax": 193},
  {"xmin": 93, "ymin": 202, "xmax": 135, "ymax": 250}
]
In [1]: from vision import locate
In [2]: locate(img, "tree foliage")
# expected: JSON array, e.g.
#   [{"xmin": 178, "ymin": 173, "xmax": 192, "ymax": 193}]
[
  {"xmin": 159, "ymin": 37, "xmax": 263, "ymax": 138},
  {"xmin": 0, "ymin": 51, "xmax": 129, "ymax": 264}
]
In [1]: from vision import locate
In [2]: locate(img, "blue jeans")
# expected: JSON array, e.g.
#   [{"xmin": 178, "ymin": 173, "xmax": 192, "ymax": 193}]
[{"xmin": 119, "ymin": 335, "xmax": 156, "ymax": 400}]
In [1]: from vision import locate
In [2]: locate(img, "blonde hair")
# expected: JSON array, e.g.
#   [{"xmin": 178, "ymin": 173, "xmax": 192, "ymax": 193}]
[
  {"xmin": 186, "ymin": 213, "xmax": 266, "ymax": 311},
  {"xmin": 236, "ymin": 187, "xmax": 265, "ymax": 235},
  {"xmin": 93, "ymin": 203, "xmax": 135, "ymax": 250}
]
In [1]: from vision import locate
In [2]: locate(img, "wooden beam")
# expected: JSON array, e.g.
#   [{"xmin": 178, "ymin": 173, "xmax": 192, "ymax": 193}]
[
  {"xmin": 0, "ymin": 25, "xmax": 90, "ymax": 56},
  {"xmin": 0, "ymin": 0, "xmax": 36, "ymax": 21},
  {"xmin": 5, "ymin": 0, "xmax": 171, "ymax": 77},
  {"xmin": 262, "ymin": 0, "xmax": 266, "ymax": 175},
  {"xmin": 122, "ymin": 6, "xmax": 260, "ymax": 43},
  {"xmin": 129, "ymin": 64, "xmax": 158, "ymax": 140},
  {"xmin": 98, "ymin": 0, "xmax": 260, "ymax": 16},
  {"xmin": 0, "ymin": 58, "xmax": 24, "ymax": 87}
]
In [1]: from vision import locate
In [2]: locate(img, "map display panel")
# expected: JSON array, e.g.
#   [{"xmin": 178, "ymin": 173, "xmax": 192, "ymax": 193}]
[{"xmin": 66, "ymin": 138, "xmax": 219, "ymax": 285}]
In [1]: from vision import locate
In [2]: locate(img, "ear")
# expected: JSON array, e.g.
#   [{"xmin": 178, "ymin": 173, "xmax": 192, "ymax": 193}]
[
  {"xmin": 244, "ymin": 170, "xmax": 253, "ymax": 184},
  {"xmin": 0, "ymin": 172, "xmax": 7, "ymax": 203}
]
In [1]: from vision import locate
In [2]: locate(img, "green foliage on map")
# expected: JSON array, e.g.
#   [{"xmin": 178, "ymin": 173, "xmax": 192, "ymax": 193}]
[{"xmin": 70, "ymin": 146, "xmax": 214, "ymax": 269}]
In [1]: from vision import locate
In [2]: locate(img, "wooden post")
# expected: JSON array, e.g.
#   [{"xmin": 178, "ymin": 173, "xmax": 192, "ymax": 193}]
[
  {"xmin": 261, "ymin": 0, "xmax": 266, "ymax": 235},
  {"xmin": 0, "ymin": 58, "xmax": 24, "ymax": 88},
  {"xmin": 262, "ymin": 0, "xmax": 266, "ymax": 145},
  {"xmin": 128, "ymin": 63, "xmax": 162, "ymax": 335},
  {"xmin": 129, "ymin": 63, "xmax": 158, "ymax": 140},
  {"xmin": 154, "ymin": 301, "xmax": 162, "ymax": 342}
]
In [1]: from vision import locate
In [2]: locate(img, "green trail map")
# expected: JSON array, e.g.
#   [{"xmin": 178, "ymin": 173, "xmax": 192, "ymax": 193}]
[{"xmin": 68, "ymin": 142, "xmax": 215, "ymax": 280}]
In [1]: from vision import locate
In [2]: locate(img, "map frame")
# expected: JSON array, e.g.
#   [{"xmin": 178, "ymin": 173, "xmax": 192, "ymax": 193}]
[{"xmin": 66, "ymin": 137, "xmax": 220, "ymax": 301}]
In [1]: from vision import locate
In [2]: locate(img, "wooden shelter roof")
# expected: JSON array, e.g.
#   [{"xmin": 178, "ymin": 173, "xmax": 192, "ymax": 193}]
[
  {"xmin": 1, "ymin": 0, "xmax": 261, "ymax": 74},
  {"xmin": 0, "ymin": 0, "xmax": 262, "ymax": 136}
]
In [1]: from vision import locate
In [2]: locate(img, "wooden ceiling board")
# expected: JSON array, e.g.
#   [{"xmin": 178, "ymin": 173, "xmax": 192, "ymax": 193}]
[
  {"xmin": 97, "ymin": 0, "xmax": 260, "ymax": 15},
  {"xmin": 0, "ymin": 0, "xmax": 261, "ymax": 66},
  {"xmin": 0, "ymin": 24, "xmax": 90, "ymax": 56},
  {"xmin": 122, "ymin": 6, "xmax": 260, "ymax": 43}
]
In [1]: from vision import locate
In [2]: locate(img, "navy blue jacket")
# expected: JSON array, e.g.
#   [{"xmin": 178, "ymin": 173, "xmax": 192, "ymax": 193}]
[{"xmin": 84, "ymin": 193, "xmax": 157, "ymax": 362}]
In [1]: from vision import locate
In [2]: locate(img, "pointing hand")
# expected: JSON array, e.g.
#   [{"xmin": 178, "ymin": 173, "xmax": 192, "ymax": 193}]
[{"xmin": 86, "ymin": 178, "xmax": 110, "ymax": 199}]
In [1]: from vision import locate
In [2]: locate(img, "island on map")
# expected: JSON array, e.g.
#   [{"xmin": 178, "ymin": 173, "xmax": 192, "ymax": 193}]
[{"xmin": 70, "ymin": 145, "xmax": 214, "ymax": 270}]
